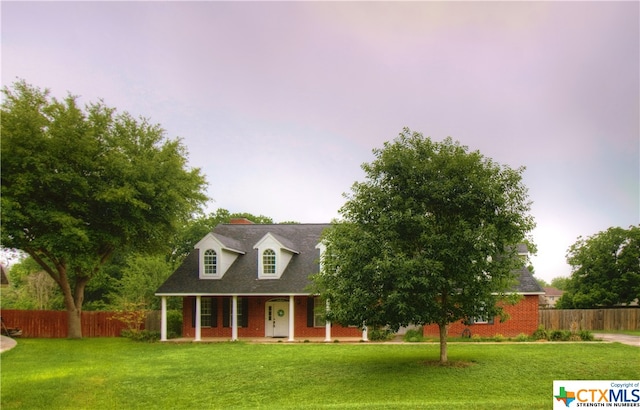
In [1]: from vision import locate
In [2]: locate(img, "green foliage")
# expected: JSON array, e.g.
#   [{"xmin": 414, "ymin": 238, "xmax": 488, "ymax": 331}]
[
  {"xmin": 1, "ymin": 80, "xmax": 207, "ymax": 336},
  {"xmin": 167, "ymin": 309, "xmax": 183, "ymax": 338},
  {"xmin": 403, "ymin": 327, "xmax": 426, "ymax": 342},
  {"xmin": 313, "ymin": 128, "xmax": 535, "ymax": 362},
  {"xmin": 558, "ymin": 225, "xmax": 640, "ymax": 308},
  {"xmin": 368, "ymin": 327, "xmax": 395, "ymax": 341},
  {"xmin": 532, "ymin": 325, "xmax": 549, "ymax": 340},
  {"xmin": 550, "ymin": 330, "xmax": 572, "ymax": 341},
  {"xmin": 579, "ymin": 330, "xmax": 594, "ymax": 341},
  {"xmin": 550, "ymin": 276, "xmax": 569, "ymax": 291},
  {"xmin": 0, "ymin": 258, "xmax": 63, "ymax": 310},
  {"xmin": 121, "ymin": 329, "xmax": 161, "ymax": 342},
  {"xmin": 109, "ymin": 254, "xmax": 174, "ymax": 311}
]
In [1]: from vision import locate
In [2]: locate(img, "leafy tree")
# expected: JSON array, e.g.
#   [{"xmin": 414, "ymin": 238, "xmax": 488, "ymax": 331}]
[
  {"xmin": 314, "ymin": 129, "xmax": 535, "ymax": 363},
  {"xmin": 557, "ymin": 226, "xmax": 640, "ymax": 308},
  {"xmin": 110, "ymin": 254, "xmax": 175, "ymax": 311},
  {"xmin": 1, "ymin": 257, "xmax": 63, "ymax": 310},
  {"xmin": 550, "ymin": 276, "xmax": 569, "ymax": 291},
  {"xmin": 1, "ymin": 80, "xmax": 207, "ymax": 338}
]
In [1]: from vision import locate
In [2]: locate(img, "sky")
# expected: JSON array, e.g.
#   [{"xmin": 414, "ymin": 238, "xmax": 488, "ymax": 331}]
[{"xmin": 2, "ymin": 1, "xmax": 638, "ymax": 283}]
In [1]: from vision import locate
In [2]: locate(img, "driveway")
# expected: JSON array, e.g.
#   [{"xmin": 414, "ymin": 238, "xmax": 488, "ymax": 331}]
[{"xmin": 594, "ymin": 333, "xmax": 640, "ymax": 347}]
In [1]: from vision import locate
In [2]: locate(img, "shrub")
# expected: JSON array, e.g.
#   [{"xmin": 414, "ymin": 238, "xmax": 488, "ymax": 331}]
[
  {"xmin": 550, "ymin": 330, "xmax": 571, "ymax": 341},
  {"xmin": 471, "ymin": 334, "xmax": 483, "ymax": 341},
  {"xmin": 369, "ymin": 327, "xmax": 394, "ymax": 341},
  {"xmin": 579, "ymin": 330, "xmax": 594, "ymax": 341},
  {"xmin": 515, "ymin": 333, "xmax": 529, "ymax": 342},
  {"xmin": 403, "ymin": 327, "xmax": 425, "ymax": 343},
  {"xmin": 493, "ymin": 334, "xmax": 505, "ymax": 342},
  {"xmin": 532, "ymin": 325, "xmax": 548, "ymax": 340},
  {"xmin": 167, "ymin": 310, "xmax": 182, "ymax": 338},
  {"xmin": 121, "ymin": 329, "xmax": 160, "ymax": 342}
]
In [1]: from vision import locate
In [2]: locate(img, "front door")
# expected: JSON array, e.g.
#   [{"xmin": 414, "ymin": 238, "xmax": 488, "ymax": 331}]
[{"xmin": 265, "ymin": 300, "xmax": 289, "ymax": 338}]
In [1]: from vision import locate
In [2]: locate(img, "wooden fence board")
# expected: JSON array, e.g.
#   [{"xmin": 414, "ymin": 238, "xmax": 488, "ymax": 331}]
[
  {"xmin": 539, "ymin": 308, "xmax": 639, "ymax": 331},
  {"xmin": 0, "ymin": 310, "xmax": 136, "ymax": 338}
]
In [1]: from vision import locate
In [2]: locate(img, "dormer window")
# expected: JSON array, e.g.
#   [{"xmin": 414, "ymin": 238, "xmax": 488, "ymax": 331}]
[
  {"xmin": 254, "ymin": 232, "xmax": 299, "ymax": 279},
  {"xmin": 195, "ymin": 233, "xmax": 245, "ymax": 279},
  {"xmin": 204, "ymin": 249, "xmax": 217, "ymax": 275},
  {"xmin": 262, "ymin": 249, "xmax": 276, "ymax": 275}
]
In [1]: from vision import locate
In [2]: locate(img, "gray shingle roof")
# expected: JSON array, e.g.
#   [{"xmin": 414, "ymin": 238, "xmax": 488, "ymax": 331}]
[
  {"xmin": 156, "ymin": 224, "xmax": 329, "ymax": 295},
  {"xmin": 512, "ymin": 267, "xmax": 545, "ymax": 294},
  {"xmin": 156, "ymin": 223, "xmax": 545, "ymax": 296}
]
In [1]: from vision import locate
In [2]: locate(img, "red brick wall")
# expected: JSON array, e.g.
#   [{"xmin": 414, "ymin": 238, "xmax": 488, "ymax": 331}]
[
  {"xmin": 182, "ymin": 296, "xmax": 361, "ymax": 339},
  {"xmin": 422, "ymin": 295, "xmax": 540, "ymax": 338}
]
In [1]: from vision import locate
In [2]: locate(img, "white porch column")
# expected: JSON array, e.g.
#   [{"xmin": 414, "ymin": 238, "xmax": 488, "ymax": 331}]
[
  {"xmin": 231, "ymin": 295, "xmax": 238, "ymax": 341},
  {"xmin": 362, "ymin": 323, "xmax": 368, "ymax": 342},
  {"xmin": 288, "ymin": 295, "xmax": 295, "ymax": 342},
  {"xmin": 324, "ymin": 299, "xmax": 331, "ymax": 342},
  {"xmin": 195, "ymin": 296, "xmax": 202, "ymax": 341},
  {"xmin": 160, "ymin": 296, "xmax": 167, "ymax": 342}
]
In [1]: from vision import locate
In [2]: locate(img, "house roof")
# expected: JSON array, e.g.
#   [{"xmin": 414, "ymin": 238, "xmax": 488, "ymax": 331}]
[
  {"xmin": 543, "ymin": 287, "xmax": 564, "ymax": 297},
  {"xmin": 156, "ymin": 224, "xmax": 330, "ymax": 295},
  {"xmin": 156, "ymin": 223, "xmax": 545, "ymax": 296},
  {"xmin": 513, "ymin": 267, "xmax": 545, "ymax": 294}
]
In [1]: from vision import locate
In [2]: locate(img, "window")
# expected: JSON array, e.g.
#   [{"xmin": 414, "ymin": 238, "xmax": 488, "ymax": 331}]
[
  {"xmin": 201, "ymin": 298, "xmax": 213, "ymax": 327},
  {"xmin": 191, "ymin": 297, "xmax": 218, "ymax": 328},
  {"xmin": 470, "ymin": 303, "xmax": 494, "ymax": 325},
  {"xmin": 307, "ymin": 296, "xmax": 326, "ymax": 327},
  {"xmin": 204, "ymin": 249, "xmax": 217, "ymax": 275},
  {"xmin": 262, "ymin": 249, "xmax": 276, "ymax": 274},
  {"xmin": 222, "ymin": 297, "xmax": 249, "ymax": 328}
]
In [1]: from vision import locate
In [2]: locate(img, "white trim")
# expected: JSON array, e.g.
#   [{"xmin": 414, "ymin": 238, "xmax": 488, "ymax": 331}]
[
  {"xmin": 288, "ymin": 295, "xmax": 295, "ymax": 342},
  {"xmin": 231, "ymin": 295, "xmax": 238, "ymax": 341},
  {"xmin": 325, "ymin": 299, "xmax": 331, "ymax": 342},
  {"xmin": 195, "ymin": 296, "xmax": 202, "ymax": 341},
  {"xmin": 160, "ymin": 297, "xmax": 167, "ymax": 341}
]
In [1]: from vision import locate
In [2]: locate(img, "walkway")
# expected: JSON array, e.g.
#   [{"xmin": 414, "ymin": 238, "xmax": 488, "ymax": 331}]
[
  {"xmin": 0, "ymin": 335, "xmax": 17, "ymax": 353},
  {"xmin": 593, "ymin": 333, "xmax": 640, "ymax": 347}
]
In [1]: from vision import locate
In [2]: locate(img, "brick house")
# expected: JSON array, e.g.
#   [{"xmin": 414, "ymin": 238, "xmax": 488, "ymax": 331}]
[{"xmin": 156, "ymin": 221, "xmax": 543, "ymax": 341}]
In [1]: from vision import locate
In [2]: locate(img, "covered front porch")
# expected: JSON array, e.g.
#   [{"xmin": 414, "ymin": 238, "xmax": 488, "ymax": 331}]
[{"xmin": 157, "ymin": 294, "xmax": 367, "ymax": 342}]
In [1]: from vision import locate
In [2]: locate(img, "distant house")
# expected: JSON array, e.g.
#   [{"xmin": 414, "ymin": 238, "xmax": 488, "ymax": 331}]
[
  {"xmin": 540, "ymin": 287, "xmax": 565, "ymax": 308},
  {"xmin": 156, "ymin": 221, "xmax": 544, "ymax": 341}
]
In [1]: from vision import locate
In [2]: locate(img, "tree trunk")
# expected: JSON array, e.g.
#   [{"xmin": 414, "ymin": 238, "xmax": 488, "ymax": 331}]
[
  {"xmin": 438, "ymin": 322, "xmax": 448, "ymax": 364},
  {"xmin": 67, "ymin": 307, "xmax": 83, "ymax": 339}
]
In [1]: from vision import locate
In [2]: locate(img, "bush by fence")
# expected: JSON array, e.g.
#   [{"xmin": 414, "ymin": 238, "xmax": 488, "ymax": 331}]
[
  {"xmin": 539, "ymin": 308, "xmax": 639, "ymax": 331},
  {"xmin": 1, "ymin": 309, "xmax": 136, "ymax": 338}
]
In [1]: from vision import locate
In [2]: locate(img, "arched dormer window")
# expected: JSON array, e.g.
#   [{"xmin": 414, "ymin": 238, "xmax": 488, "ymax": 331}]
[
  {"xmin": 262, "ymin": 249, "xmax": 276, "ymax": 275},
  {"xmin": 204, "ymin": 249, "xmax": 217, "ymax": 275}
]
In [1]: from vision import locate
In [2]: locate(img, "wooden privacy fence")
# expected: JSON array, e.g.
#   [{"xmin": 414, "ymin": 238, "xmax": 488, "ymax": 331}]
[
  {"xmin": 0, "ymin": 309, "xmax": 139, "ymax": 338},
  {"xmin": 539, "ymin": 308, "xmax": 639, "ymax": 331}
]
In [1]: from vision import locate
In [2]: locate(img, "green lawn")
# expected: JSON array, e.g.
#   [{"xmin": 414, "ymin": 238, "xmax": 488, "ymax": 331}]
[{"xmin": 1, "ymin": 339, "xmax": 638, "ymax": 409}]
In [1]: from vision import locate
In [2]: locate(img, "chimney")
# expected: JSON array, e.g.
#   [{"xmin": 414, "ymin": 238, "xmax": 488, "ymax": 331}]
[{"xmin": 229, "ymin": 218, "xmax": 254, "ymax": 225}]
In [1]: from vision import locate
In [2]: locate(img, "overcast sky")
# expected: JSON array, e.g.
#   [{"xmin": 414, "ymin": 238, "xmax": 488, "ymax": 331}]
[{"xmin": 2, "ymin": 1, "xmax": 638, "ymax": 282}]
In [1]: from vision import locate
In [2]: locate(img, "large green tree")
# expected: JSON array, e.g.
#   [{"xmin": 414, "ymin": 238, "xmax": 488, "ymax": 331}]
[
  {"xmin": 1, "ymin": 81, "xmax": 207, "ymax": 338},
  {"xmin": 557, "ymin": 226, "xmax": 640, "ymax": 308},
  {"xmin": 314, "ymin": 129, "xmax": 535, "ymax": 363}
]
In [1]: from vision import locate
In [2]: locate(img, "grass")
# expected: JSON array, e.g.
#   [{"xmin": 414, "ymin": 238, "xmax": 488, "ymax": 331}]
[{"xmin": 2, "ymin": 338, "xmax": 639, "ymax": 409}]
